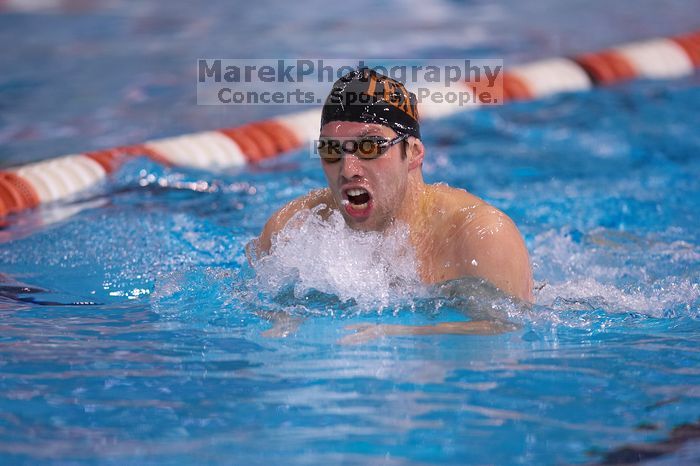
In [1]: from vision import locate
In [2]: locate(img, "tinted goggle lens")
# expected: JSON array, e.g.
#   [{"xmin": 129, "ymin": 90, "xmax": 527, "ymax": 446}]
[{"xmin": 316, "ymin": 135, "xmax": 406, "ymax": 163}]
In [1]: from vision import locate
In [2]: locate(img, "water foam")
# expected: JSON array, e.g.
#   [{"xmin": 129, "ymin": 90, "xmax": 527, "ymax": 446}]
[
  {"xmin": 531, "ymin": 228, "xmax": 700, "ymax": 318},
  {"xmin": 250, "ymin": 205, "xmax": 424, "ymax": 310}
]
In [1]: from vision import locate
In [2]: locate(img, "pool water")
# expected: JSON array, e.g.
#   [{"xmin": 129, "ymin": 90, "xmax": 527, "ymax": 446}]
[{"xmin": 1, "ymin": 1, "xmax": 699, "ymax": 464}]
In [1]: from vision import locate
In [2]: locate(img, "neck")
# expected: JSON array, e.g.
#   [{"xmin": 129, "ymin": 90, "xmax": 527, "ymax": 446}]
[{"xmin": 394, "ymin": 169, "xmax": 431, "ymax": 233}]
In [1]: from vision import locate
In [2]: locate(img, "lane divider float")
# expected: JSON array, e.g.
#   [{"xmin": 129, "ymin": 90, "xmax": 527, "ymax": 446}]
[{"xmin": 1, "ymin": 30, "xmax": 698, "ymax": 221}]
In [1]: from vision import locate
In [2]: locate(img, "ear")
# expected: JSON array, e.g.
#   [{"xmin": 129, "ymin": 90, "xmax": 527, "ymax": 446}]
[{"xmin": 406, "ymin": 137, "xmax": 425, "ymax": 170}]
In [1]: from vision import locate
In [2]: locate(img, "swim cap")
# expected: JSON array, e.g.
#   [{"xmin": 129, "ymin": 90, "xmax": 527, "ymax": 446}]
[{"xmin": 320, "ymin": 68, "xmax": 421, "ymax": 139}]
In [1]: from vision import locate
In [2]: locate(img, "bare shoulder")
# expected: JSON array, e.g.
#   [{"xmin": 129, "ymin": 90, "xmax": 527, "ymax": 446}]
[
  {"xmin": 429, "ymin": 183, "xmax": 533, "ymax": 302},
  {"xmin": 428, "ymin": 183, "xmax": 491, "ymax": 224},
  {"xmin": 428, "ymin": 183, "xmax": 511, "ymax": 232},
  {"xmin": 255, "ymin": 188, "xmax": 333, "ymax": 255}
]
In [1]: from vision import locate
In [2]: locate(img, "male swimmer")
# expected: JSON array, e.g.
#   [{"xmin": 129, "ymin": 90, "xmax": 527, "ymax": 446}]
[{"xmin": 252, "ymin": 68, "xmax": 532, "ymax": 342}]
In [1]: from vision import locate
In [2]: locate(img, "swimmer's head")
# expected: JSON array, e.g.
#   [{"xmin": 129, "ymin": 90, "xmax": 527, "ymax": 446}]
[
  {"xmin": 319, "ymin": 68, "xmax": 426, "ymax": 232},
  {"xmin": 320, "ymin": 68, "xmax": 421, "ymax": 140}
]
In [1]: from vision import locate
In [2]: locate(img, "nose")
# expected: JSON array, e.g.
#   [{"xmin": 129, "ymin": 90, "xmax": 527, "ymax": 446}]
[{"xmin": 339, "ymin": 153, "xmax": 364, "ymax": 180}]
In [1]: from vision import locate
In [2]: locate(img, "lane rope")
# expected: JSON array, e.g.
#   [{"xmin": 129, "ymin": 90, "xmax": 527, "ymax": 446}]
[{"xmin": 1, "ymin": 30, "xmax": 699, "ymax": 221}]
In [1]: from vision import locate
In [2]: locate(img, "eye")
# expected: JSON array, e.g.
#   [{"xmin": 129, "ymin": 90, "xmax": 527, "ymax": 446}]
[
  {"xmin": 363, "ymin": 136, "xmax": 390, "ymax": 150},
  {"xmin": 357, "ymin": 136, "xmax": 389, "ymax": 159},
  {"xmin": 317, "ymin": 138, "xmax": 342, "ymax": 163}
]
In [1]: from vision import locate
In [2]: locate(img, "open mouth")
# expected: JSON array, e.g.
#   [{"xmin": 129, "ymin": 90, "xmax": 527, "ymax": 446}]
[{"xmin": 342, "ymin": 187, "xmax": 372, "ymax": 216}]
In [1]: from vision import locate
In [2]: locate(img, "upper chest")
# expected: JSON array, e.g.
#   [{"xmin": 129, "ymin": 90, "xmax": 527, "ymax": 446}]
[{"xmin": 411, "ymin": 215, "xmax": 469, "ymax": 283}]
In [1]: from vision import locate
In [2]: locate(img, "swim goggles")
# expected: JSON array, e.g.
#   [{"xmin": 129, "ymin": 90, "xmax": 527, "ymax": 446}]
[{"xmin": 316, "ymin": 134, "xmax": 409, "ymax": 163}]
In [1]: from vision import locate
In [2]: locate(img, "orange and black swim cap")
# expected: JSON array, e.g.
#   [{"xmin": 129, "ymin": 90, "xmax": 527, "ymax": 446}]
[{"xmin": 320, "ymin": 68, "xmax": 421, "ymax": 139}]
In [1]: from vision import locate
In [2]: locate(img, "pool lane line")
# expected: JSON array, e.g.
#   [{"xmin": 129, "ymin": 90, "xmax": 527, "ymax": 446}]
[{"xmin": 0, "ymin": 30, "xmax": 698, "ymax": 222}]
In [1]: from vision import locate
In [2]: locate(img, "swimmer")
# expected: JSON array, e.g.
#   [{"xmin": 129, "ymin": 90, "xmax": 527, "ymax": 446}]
[{"xmin": 252, "ymin": 68, "xmax": 533, "ymax": 341}]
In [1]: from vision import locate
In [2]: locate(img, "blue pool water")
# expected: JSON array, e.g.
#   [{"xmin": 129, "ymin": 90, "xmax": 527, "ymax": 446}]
[{"xmin": 1, "ymin": 1, "xmax": 700, "ymax": 464}]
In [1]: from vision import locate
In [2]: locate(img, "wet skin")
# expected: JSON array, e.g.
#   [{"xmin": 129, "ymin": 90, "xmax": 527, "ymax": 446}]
[{"xmin": 254, "ymin": 121, "xmax": 533, "ymax": 342}]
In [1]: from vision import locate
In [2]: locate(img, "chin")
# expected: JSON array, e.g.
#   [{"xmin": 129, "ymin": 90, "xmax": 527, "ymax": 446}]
[
  {"xmin": 340, "ymin": 213, "xmax": 374, "ymax": 231},
  {"xmin": 346, "ymin": 214, "xmax": 390, "ymax": 232},
  {"xmin": 343, "ymin": 216, "xmax": 371, "ymax": 231}
]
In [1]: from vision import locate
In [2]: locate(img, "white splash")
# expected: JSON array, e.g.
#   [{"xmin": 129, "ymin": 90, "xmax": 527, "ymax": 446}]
[
  {"xmin": 531, "ymin": 228, "xmax": 700, "ymax": 318},
  {"xmin": 252, "ymin": 205, "xmax": 424, "ymax": 309}
]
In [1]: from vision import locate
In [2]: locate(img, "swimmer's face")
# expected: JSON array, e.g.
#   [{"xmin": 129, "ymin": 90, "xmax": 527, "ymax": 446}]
[{"xmin": 319, "ymin": 122, "xmax": 410, "ymax": 231}]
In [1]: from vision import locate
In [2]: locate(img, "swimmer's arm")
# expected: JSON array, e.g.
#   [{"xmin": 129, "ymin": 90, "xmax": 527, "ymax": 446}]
[
  {"xmin": 255, "ymin": 202, "xmax": 301, "ymax": 255},
  {"xmin": 457, "ymin": 210, "xmax": 533, "ymax": 303},
  {"xmin": 256, "ymin": 310, "xmax": 304, "ymax": 338},
  {"xmin": 253, "ymin": 207, "xmax": 290, "ymax": 258},
  {"xmin": 338, "ymin": 278, "xmax": 525, "ymax": 345},
  {"xmin": 250, "ymin": 190, "xmax": 327, "ymax": 260},
  {"xmin": 339, "ymin": 320, "xmax": 518, "ymax": 345}
]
